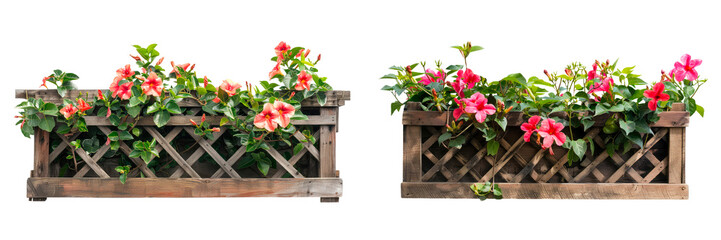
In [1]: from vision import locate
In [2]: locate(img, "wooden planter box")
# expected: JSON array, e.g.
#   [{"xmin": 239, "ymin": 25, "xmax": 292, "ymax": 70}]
[
  {"xmin": 401, "ymin": 102, "xmax": 690, "ymax": 199},
  {"xmin": 16, "ymin": 89, "xmax": 350, "ymax": 202}
]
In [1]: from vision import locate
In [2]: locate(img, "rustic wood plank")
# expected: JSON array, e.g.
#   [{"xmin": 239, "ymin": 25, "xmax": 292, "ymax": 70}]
[
  {"xmin": 421, "ymin": 147, "xmax": 460, "ymax": 182},
  {"xmin": 271, "ymin": 131, "xmax": 321, "ymax": 178},
  {"xmin": 16, "ymin": 89, "xmax": 350, "ymax": 107},
  {"xmin": 168, "ymin": 128, "xmax": 226, "ymax": 178},
  {"xmin": 33, "ymin": 129, "xmax": 50, "ymax": 177},
  {"xmin": 27, "ymin": 177, "xmax": 342, "ymax": 198},
  {"xmin": 145, "ymin": 127, "xmax": 201, "ymax": 179},
  {"xmin": 604, "ymin": 129, "xmax": 668, "ymax": 183},
  {"xmin": 401, "ymin": 182, "xmax": 689, "ymax": 199},
  {"xmin": 512, "ymin": 150, "xmax": 546, "ymax": 183},
  {"xmin": 319, "ymin": 108, "xmax": 337, "ymax": 179},
  {"xmin": 403, "ymin": 126, "xmax": 422, "ymax": 182},
  {"xmin": 182, "ymin": 127, "xmax": 241, "ymax": 179},
  {"xmin": 668, "ymin": 127, "xmax": 684, "ymax": 184},
  {"xmin": 448, "ymin": 147, "xmax": 487, "ymax": 182}
]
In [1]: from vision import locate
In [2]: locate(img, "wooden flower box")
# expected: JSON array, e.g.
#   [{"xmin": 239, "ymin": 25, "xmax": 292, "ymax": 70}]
[
  {"xmin": 401, "ymin": 102, "xmax": 690, "ymax": 199},
  {"xmin": 17, "ymin": 89, "xmax": 350, "ymax": 202}
]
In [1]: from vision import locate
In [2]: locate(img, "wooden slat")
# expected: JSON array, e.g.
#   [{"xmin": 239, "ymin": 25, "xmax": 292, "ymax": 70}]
[
  {"xmin": 83, "ymin": 115, "xmax": 335, "ymax": 126},
  {"xmin": 272, "ymin": 131, "xmax": 321, "ymax": 178},
  {"xmin": 479, "ymin": 137, "xmax": 526, "ymax": 182},
  {"xmin": 668, "ymin": 104, "xmax": 685, "ymax": 184},
  {"xmin": 168, "ymin": 129, "xmax": 226, "ymax": 178},
  {"xmin": 605, "ymin": 129, "xmax": 668, "ymax": 183},
  {"xmin": 145, "ymin": 127, "xmax": 201, "ymax": 179},
  {"xmin": 48, "ymin": 132, "xmax": 80, "ymax": 163},
  {"xmin": 73, "ymin": 144, "xmax": 111, "ymax": 178},
  {"xmin": 265, "ymin": 145, "xmax": 304, "ymax": 178},
  {"xmin": 27, "ymin": 177, "xmax": 342, "ymax": 198},
  {"xmin": 182, "ymin": 127, "xmax": 241, "ymax": 179},
  {"xmin": 96, "ymin": 126, "xmax": 157, "ymax": 178},
  {"xmin": 293, "ymin": 131, "xmax": 321, "ymax": 160},
  {"xmin": 512, "ymin": 150, "xmax": 546, "ymax": 183},
  {"xmin": 33, "ymin": 129, "xmax": 50, "ymax": 177},
  {"xmin": 401, "ymin": 182, "xmax": 688, "ymax": 199},
  {"xmin": 55, "ymin": 133, "xmax": 110, "ymax": 178},
  {"xmin": 211, "ymin": 146, "xmax": 247, "ymax": 178},
  {"xmin": 319, "ymin": 108, "xmax": 337, "ymax": 179},
  {"xmin": 403, "ymin": 125, "xmax": 422, "ymax": 182},
  {"xmin": 421, "ymin": 147, "xmax": 460, "ymax": 181}
]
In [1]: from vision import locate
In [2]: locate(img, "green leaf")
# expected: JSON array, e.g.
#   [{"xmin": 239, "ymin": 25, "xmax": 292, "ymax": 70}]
[
  {"xmin": 41, "ymin": 103, "xmax": 59, "ymax": 116},
  {"xmin": 153, "ymin": 110, "xmax": 170, "ymax": 127},
  {"xmin": 166, "ymin": 101, "xmax": 182, "ymax": 114},
  {"xmin": 626, "ymin": 132, "xmax": 644, "ymax": 147},
  {"xmin": 618, "ymin": 120, "xmax": 636, "ymax": 135},
  {"xmin": 109, "ymin": 115, "xmax": 121, "ymax": 126},
  {"xmin": 582, "ymin": 119, "xmax": 595, "ymax": 131},
  {"xmin": 438, "ymin": 132, "xmax": 452, "ymax": 145},
  {"xmin": 391, "ymin": 101, "xmax": 403, "ymax": 115},
  {"xmin": 594, "ymin": 104, "xmax": 608, "ymax": 116},
  {"xmin": 448, "ymin": 135, "xmax": 467, "ymax": 149},
  {"xmin": 119, "ymin": 173, "xmax": 127, "ymax": 184},
  {"xmin": 380, "ymin": 74, "xmax": 397, "ymax": 79},
  {"xmin": 627, "ymin": 77, "xmax": 646, "ymax": 85},
  {"xmin": 486, "ymin": 140, "xmax": 500, "ymax": 156},
  {"xmin": 634, "ymin": 121, "xmax": 653, "ymax": 135},
  {"xmin": 446, "ymin": 65, "xmax": 465, "ymax": 71},
  {"xmin": 687, "ymin": 98, "xmax": 697, "ymax": 116},
  {"xmin": 38, "ymin": 116, "xmax": 55, "ymax": 132},
  {"xmin": 571, "ymin": 140, "xmax": 587, "ymax": 159},
  {"xmin": 495, "ymin": 117, "xmax": 507, "ymax": 131},
  {"xmin": 132, "ymin": 128, "xmax": 141, "ymax": 137},
  {"xmin": 126, "ymin": 106, "xmax": 141, "ymax": 117},
  {"xmin": 257, "ymin": 159, "xmax": 270, "ymax": 176},
  {"xmin": 290, "ymin": 111, "xmax": 309, "ymax": 120},
  {"xmin": 696, "ymin": 104, "xmax": 705, "ymax": 117},
  {"xmin": 293, "ymin": 143, "xmax": 304, "ymax": 155},
  {"xmin": 219, "ymin": 117, "xmax": 230, "ymax": 126},
  {"xmin": 118, "ymin": 131, "xmax": 134, "ymax": 140},
  {"xmin": 146, "ymin": 102, "xmax": 161, "ymax": 114}
]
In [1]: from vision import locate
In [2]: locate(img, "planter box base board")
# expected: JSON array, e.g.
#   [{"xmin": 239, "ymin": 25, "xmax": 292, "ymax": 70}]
[
  {"xmin": 28, "ymin": 178, "xmax": 342, "ymax": 199},
  {"xmin": 401, "ymin": 183, "xmax": 688, "ymax": 199}
]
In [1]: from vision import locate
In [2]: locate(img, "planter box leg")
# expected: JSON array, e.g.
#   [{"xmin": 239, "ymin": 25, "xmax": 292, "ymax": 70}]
[
  {"xmin": 320, "ymin": 108, "xmax": 339, "ymax": 203},
  {"xmin": 29, "ymin": 198, "xmax": 47, "ymax": 202},
  {"xmin": 29, "ymin": 129, "xmax": 50, "ymax": 201}
]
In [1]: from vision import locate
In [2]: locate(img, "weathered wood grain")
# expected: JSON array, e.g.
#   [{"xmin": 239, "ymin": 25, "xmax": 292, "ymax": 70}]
[
  {"xmin": 403, "ymin": 125, "xmax": 422, "ymax": 182},
  {"xmin": 401, "ymin": 182, "xmax": 688, "ymax": 199},
  {"xmin": 33, "ymin": 129, "xmax": 50, "ymax": 178},
  {"xmin": 28, "ymin": 177, "xmax": 342, "ymax": 198},
  {"xmin": 82, "ymin": 115, "xmax": 335, "ymax": 126}
]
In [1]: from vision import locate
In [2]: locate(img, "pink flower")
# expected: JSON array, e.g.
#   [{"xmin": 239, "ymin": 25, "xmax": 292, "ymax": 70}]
[
  {"xmin": 643, "ymin": 82, "xmax": 670, "ymax": 111},
  {"xmin": 520, "ymin": 116, "xmax": 542, "ymax": 142},
  {"xmin": 110, "ymin": 75, "xmax": 123, "ymax": 97},
  {"xmin": 40, "ymin": 76, "xmax": 50, "ymax": 89},
  {"xmin": 457, "ymin": 69, "xmax": 480, "ymax": 89},
  {"xmin": 269, "ymin": 61, "xmax": 283, "ymax": 79},
  {"xmin": 295, "ymin": 70, "xmax": 311, "ymax": 91},
  {"xmin": 116, "ymin": 81, "xmax": 134, "ymax": 100},
  {"xmin": 587, "ymin": 63, "xmax": 598, "ymax": 81},
  {"xmin": 463, "ymin": 93, "xmax": 496, "ymax": 123},
  {"xmin": 452, "ymin": 98, "xmax": 467, "ymax": 120},
  {"xmin": 451, "ymin": 79, "xmax": 466, "ymax": 98},
  {"xmin": 418, "ymin": 69, "xmax": 447, "ymax": 85},
  {"xmin": 588, "ymin": 76, "xmax": 614, "ymax": 100},
  {"xmin": 254, "ymin": 103, "xmax": 280, "ymax": 131},
  {"xmin": 77, "ymin": 98, "xmax": 92, "ymax": 113},
  {"xmin": 116, "ymin": 64, "xmax": 134, "ymax": 79},
  {"xmin": 273, "ymin": 100, "xmax": 296, "ymax": 128},
  {"xmin": 59, "ymin": 104, "xmax": 78, "ymax": 119},
  {"xmin": 219, "ymin": 79, "xmax": 242, "ymax": 96},
  {"xmin": 141, "ymin": 72, "xmax": 164, "ymax": 97},
  {"xmin": 274, "ymin": 41, "xmax": 291, "ymax": 59},
  {"xmin": 671, "ymin": 54, "xmax": 702, "ymax": 81},
  {"xmin": 537, "ymin": 118, "xmax": 566, "ymax": 155}
]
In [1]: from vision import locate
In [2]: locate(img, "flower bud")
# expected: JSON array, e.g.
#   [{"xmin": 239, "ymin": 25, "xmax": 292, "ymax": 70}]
[
  {"xmin": 190, "ymin": 119, "xmax": 198, "ymax": 127},
  {"xmin": 201, "ymin": 114, "xmax": 206, "ymax": 123},
  {"xmin": 189, "ymin": 64, "xmax": 195, "ymax": 71},
  {"xmin": 203, "ymin": 76, "xmax": 209, "ymax": 88},
  {"xmin": 406, "ymin": 65, "xmax": 413, "ymax": 74},
  {"xmin": 156, "ymin": 57, "xmax": 164, "ymax": 66},
  {"xmin": 565, "ymin": 68, "xmax": 572, "ymax": 76},
  {"xmin": 211, "ymin": 127, "xmax": 221, "ymax": 132},
  {"xmin": 304, "ymin": 49, "xmax": 311, "ymax": 58},
  {"xmin": 105, "ymin": 137, "xmax": 111, "ymax": 146},
  {"xmin": 130, "ymin": 55, "xmax": 141, "ymax": 61},
  {"xmin": 316, "ymin": 54, "xmax": 321, "ymax": 62}
]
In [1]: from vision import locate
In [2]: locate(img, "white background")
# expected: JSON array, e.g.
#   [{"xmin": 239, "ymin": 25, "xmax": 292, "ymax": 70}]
[{"xmin": 1, "ymin": 0, "xmax": 719, "ymax": 239}]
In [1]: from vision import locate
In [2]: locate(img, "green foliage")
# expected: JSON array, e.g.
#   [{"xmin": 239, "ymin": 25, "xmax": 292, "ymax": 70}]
[{"xmin": 470, "ymin": 181, "xmax": 502, "ymax": 201}]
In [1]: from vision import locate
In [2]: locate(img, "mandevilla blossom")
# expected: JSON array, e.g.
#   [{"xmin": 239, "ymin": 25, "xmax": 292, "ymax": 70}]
[
  {"xmin": 219, "ymin": 79, "xmax": 242, "ymax": 96},
  {"xmin": 537, "ymin": 118, "xmax": 566, "ymax": 155},
  {"xmin": 76, "ymin": 98, "xmax": 92, "ymax": 113},
  {"xmin": 451, "ymin": 79, "xmax": 466, "ymax": 98},
  {"xmin": 588, "ymin": 76, "xmax": 614, "ymax": 100},
  {"xmin": 671, "ymin": 54, "xmax": 702, "ymax": 81},
  {"xmin": 110, "ymin": 75, "xmax": 122, "ymax": 97},
  {"xmin": 587, "ymin": 63, "xmax": 598, "ymax": 81},
  {"xmin": 97, "ymin": 90, "xmax": 105, "ymax": 100},
  {"xmin": 116, "ymin": 64, "xmax": 134, "ymax": 79},
  {"xmin": 269, "ymin": 61, "xmax": 283, "ymax": 79},
  {"xmin": 275, "ymin": 41, "xmax": 291, "ymax": 59},
  {"xmin": 296, "ymin": 70, "xmax": 311, "ymax": 91},
  {"xmin": 203, "ymin": 76, "xmax": 209, "ymax": 88},
  {"xmin": 418, "ymin": 69, "xmax": 447, "ymax": 85},
  {"xmin": 457, "ymin": 69, "xmax": 480, "ymax": 88},
  {"xmin": 643, "ymin": 82, "xmax": 670, "ymax": 111},
  {"xmin": 59, "ymin": 104, "xmax": 78, "ymax": 119},
  {"xmin": 141, "ymin": 72, "xmax": 164, "ymax": 97},
  {"xmin": 254, "ymin": 102, "xmax": 280, "ymax": 131},
  {"xmin": 40, "ymin": 76, "xmax": 50, "ymax": 89},
  {"xmin": 170, "ymin": 61, "xmax": 191, "ymax": 76},
  {"xmin": 115, "ymin": 81, "xmax": 134, "ymax": 100},
  {"xmin": 520, "ymin": 116, "xmax": 542, "ymax": 142},
  {"xmin": 452, "ymin": 98, "xmax": 467, "ymax": 120},
  {"xmin": 464, "ymin": 93, "xmax": 496, "ymax": 123},
  {"xmin": 273, "ymin": 100, "xmax": 296, "ymax": 128}
]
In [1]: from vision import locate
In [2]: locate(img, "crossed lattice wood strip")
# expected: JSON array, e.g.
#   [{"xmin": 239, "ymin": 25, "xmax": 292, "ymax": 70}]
[
  {"xmin": 55, "ymin": 132, "xmax": 111, "ymax": 178},
  {"xmin": 271, "ymin": 131, "xmax": 320, "ymax": 178}
]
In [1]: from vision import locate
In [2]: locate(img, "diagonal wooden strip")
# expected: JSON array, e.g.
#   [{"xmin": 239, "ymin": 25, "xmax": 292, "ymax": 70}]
[
  {"xmin": 573, "ymin": 150, "xmax": 609, "ymax": 182},
  {"xmin": 49, "ymin": 133, "xmax": 81, "ymax": 163},
  {"xmin": 168, "ymin": 128, "xmax": 226, "ymax": 178},
  {"xmin": 97, "ymin": 126, "xmax": 157, "ymax": 178},
  {"xmin": 146, "ymin": 127, "xmax": 201, "ymax": 179},
  {"xmin": 264, "ymin": 144, "xmax": 304, "ymax": 178},
  {"xmin": 73, "ymin": 144, "xmax": 111, "ymax": 177},
  {"xmin": 421, "ymin": 147, "xmax": 459, "ymax": 181},
  {"xmin": 56, "ymin": 134, "xmax": 111, "ymax": 178},
  {"xmin": 512, "ymin": 149, "xmax": 547, "ymax": 183},
  {"xmin": 605, "ymin": 128, "xmax": 668, "ymax": 183},
  {"xmin": 183, "ymin": 127, "xmax": 241, "ymax": 179},
  {"xmin": 642, "ymin": 156, "xmax": 668, "ymax": 183},
  {"xmin": 211, "ymin": 146, "xmax": 247, "ymax": 178},
  {"xmin": 292, "ymin": 131, "xmax": 321, "ymax": 160},
  {"xmin": 537, "ymin": 128, "xmax": 600, "ymax": 183},
  {"xmin": 479, "ymin": 136, "xmax": 526, "ymax": 182},
  {"xmin": 449, "ymin": 149, "xmax": 486, "ymax": 182},
  {"xmin": 608, "ymin": 151, "xmax": 644, "ymax": 182},
  {"xmin": 270, "ymin": 147, "xmax": 308, "ymax": 178},
  {"xmin": 497, "ymin": 137, "xmax": 542, "ymax": 183},
  {"xmin": 423, "ymin": 150, "xmax": 454, "ymax": 180}
]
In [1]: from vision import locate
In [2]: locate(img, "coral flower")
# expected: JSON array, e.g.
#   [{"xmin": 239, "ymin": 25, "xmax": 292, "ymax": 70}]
[
  {"xmin": 212, "ymin": 97, "xmax": 221, "ymax": 103},
  {"xmin": 452, "ymin": 98, "xmax": 467, "ymax": 120},
  {"xmin": 463, "ymin": 93, "xmax": 496, "ymax": 123},
  {"xmin": 671, "ymin": 54, "xmax": 702, "ymax": 81},
  {"xmin": 40, "ymin": 76, "xmax": 50, "ymax": 89},
  {"xmin": 537, "ymin": 118, "xmax": 566, "ymax": 155},
  {"xmin": 59, "ymin": 104, "xmax": 78, "ymax": 119},
  {"xmin": 141, "ymin": 72, "xmax": 164, "ymax": 97},
  {"xmin": 418, "ymin": 69, "xmax": 447, "ymax": 85},
  {"xmin": 273, "ymin": 100, "xmax": 296, "ymax": 128},
  {"xmin": 203, "ymin": 76, "xmax": 209, "ymax": 88},
  {"xmin": 254, "ymin": 103, "xmax": 280, "ymax": 131},
  {"xmin": 219, "ymin": 79, "xmax": 242, "ymax": 96},
  {"xmin": 77, "ymin": 98, "xmax": 92, "ymax": 113},
  {"xmin": 97, "ymin": 90, "xmax": 105, "ymax": 100},
  {"xmin": 110, "ymin": 75, "xmax": 123, "ymax": 97},
  {"xmin": 170, "ymin": 61, "xmax": 191, "ymax": 76},
  {"xmin": 274, "ymin": 41, "xmax": 291, "ymax": 59},
  {"xmin": 457, "ymin": 69, "xmax": 480, "ymax": 89},
  {"xmin": 269, "ymin": 61, "xmax": 283, "ymax": 79},
  {"xmin": 295, "ymin": 70, "xmax": 312, "ymax": 91},
  {"xmin": 520, "ymin": 116, "xmax": 542, "ymax": 142},
  {"xmin": 643, "ymin": 82, "xmax": 670, "ymax": 111},
  {"xmin": 116, "ymin": 81, "xmax": 134, "ymax": 100},
  {"xmin": 211, "ymin": 127, "xmax": 221, "ymax": 132},
  {"xmin": 116, "ymin": 64, "xmax": 134, "ymax": 79}
]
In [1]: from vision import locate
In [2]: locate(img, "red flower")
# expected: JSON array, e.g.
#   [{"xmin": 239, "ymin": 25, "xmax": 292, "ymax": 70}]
[
  {"xmin": 141, "ymin": 72, "xmax": 163, "ymax": 97},
  {"xmin": 671, "ymin": 54, "xmax": 702, "ymax": 81},
  {"xmin": 316, "ymin": 54, "xmax": 321, "ymax": 62},
  {"xmin": 201, "ymin": 113, "xmax": 206, "ymax": 124},
  {"xmin": 520, "ymin": 116, "xmax": 542, "ymax": 142},
  {"xmin": 587, "ymin": 63, "xmax": 598, "ymax": 81},
  {"xmin": 110, "ymin": 75, "xmax": 123, "ymax": 97},
  {"xmin": 463, "ymin": 93, "xmax": 496, "ymax": 123},
  {"xmin": 537, "ymin": 118, "xmax": 566, "ymax": 155},
  {"xmin": 451, "ymin": 79, "xmax": 466, "ymax": 98},
  {"xmin": 643, "ymin": 82, "xmax": 670, "ymax": 111},
  {"xmin": 452, "ymin": 98, "xmax": 467, "ymax": 120},
  {"xmin": 254, "ymin": 103, "xmax": 280, "ymax": 131},
  {"xmin": 40, "ymin": 76, "xmax": 50, "ymax": 89},
  {"xmin": 273, "ymin": 100, "xmax": 296, "ymax": 128},
  {"xmin": 219, "ymin": 79, "xmax": 242, "ymax": 96},
  {"xmin": 59, "ymin": 104, "xmax": 78, "ymax": 119},
  {"xmin": 190, "ymin": 119, "xmax": 198, "ymax": 127},
  {"xmin": 295, "ymin": 70, "xmax": 311, "ymax": 91},
  {"xmin": 97, "ymin": 90, "xmax": 105, "ymax": 100},
  {"xmin": 77, "ymin": 98, "xmax": 92, "ymax": 113},
  {"xmin": 419, "ymin": 69, "xmax": 447, "ymax": 85},
  {"xmin": 457, "ymin": 69, "xmax": 480, "ymax": 89},
  {"xmin": 269, "ymin": 61, "xmax": 283, "ymax": 79},
  {"xmin": 116, "ymin": 64, "xmax": 134, "ymax": 79},
  {"xmin": 116, "ymin": 81, "xmax": 134, "ymax": 100},
  {"xmin": 588, "ymin": 76, "xmax": 613, "ymax": 100},
  {"xmin": 203, "ymin": 76, "xmax": 209, "ymax": 88},
  {"xmin": 274, "ymin": 41, "xmax": 291, "ymax": 59}
]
